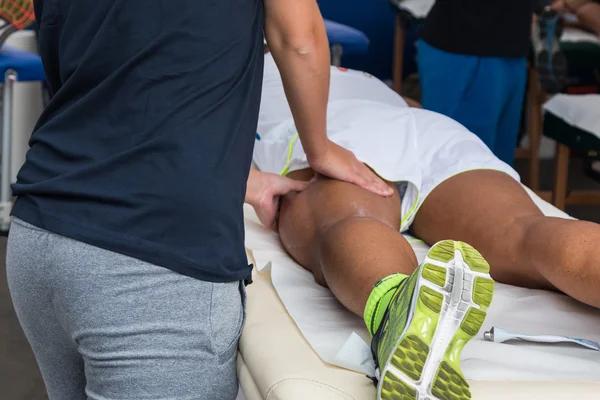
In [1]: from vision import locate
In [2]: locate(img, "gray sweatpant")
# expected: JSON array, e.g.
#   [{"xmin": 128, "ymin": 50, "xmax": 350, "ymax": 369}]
[{"xmin": 6, "ymin": 218, "xmax": 245, "ymax": 400}]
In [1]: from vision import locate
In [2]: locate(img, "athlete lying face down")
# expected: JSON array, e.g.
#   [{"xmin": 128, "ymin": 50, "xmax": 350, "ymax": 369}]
[{"xmin": 246, "ymin": 50, "xmax": 600, "ymax": 400}]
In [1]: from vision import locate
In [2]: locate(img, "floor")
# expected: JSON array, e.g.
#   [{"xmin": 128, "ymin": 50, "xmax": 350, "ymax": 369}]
[
  {"xmin": 0, "ymin": 236, "xmax": 46, "ymax": 400},
  {"xmin": 2, "ymin": 158, "xmax": 600, "ymax": 399}
]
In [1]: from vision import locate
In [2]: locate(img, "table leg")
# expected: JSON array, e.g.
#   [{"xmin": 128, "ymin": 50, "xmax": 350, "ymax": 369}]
[
  {"xmin": 552, "ymin": 143, "xmax": 570, "ymax": 210},
  {"xmin": 393, "ymin": 14, "xmax": 405, "ymax": 94},
  {"xmin": 526, "ymin": 66, "xmax": 543, "ymax": 192}
]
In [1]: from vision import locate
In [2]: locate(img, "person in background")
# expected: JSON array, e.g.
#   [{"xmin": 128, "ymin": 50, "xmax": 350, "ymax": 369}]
[
  {"xmin": 552, "ymin": 0, "xmax": 600, "ymax": 35},
  {"xmin": 534, "ymin": 0, "xmax": 600, "ymax": 92},
  {"xmin": 417, "ymin": 1, "xmax": 541, "ymax": 167},
  {"xmin": 6, "ymin": 1, "xmax": 391, "ymax": 399}
]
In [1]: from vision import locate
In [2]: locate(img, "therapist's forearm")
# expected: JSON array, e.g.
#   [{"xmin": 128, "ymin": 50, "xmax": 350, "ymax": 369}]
[{"xmin": 266, "ymin": 31, "xmax": 331, "ymax": 162}]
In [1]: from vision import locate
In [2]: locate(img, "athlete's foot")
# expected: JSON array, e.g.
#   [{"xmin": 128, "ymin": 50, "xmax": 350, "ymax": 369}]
[
  {"xmin": 371, "ymin": 240, "xmax": 495, "ymax": 400},
  {"xmin": 533, "ymin": 8, "xmax": 568, "ymax": 94},
  {"xmin": 0, "ymin": 0, "xmax": 35, "ymax": 47}
]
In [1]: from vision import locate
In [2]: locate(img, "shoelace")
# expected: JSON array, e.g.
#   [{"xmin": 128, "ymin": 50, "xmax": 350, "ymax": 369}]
[{"xmin": 367, "ymin": 368, "xmax": 381, "ymax": 385}]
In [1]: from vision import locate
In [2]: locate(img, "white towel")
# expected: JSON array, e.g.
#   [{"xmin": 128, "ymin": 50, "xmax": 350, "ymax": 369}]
[{"xmin": 244, "ymin": 188, "xmax": 600, "ymax": 380}]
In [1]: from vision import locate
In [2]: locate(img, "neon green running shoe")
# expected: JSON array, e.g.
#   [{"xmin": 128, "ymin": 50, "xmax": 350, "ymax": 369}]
[{"xmin": 371, "ymin": 240, "xmax": 495, "ymax": 400}]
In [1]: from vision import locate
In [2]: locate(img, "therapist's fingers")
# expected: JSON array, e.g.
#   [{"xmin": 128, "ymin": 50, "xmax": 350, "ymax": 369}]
[
  {"xmin": 309, "ymin": 141, "xmax": 392, "ymax": 197},
  {"xmin": 352, "ymin": 162, "xmax": 394, "ymax": 197},
  {"xmin": 255, "ymin": 198, "xmax": 278, "ymax": 231},
  {"xmin": 268, "ymin": 196, "xmax": 283, "ymax": 232}
]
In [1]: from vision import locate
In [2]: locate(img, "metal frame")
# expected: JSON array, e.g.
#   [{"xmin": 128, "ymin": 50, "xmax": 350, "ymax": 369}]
[
  {"xmin": 331, "ymin": 44, "xmax": 343, "ymax": 67},
  {"xmin": 1, "ymin": 69, "xmax": 17, "ymax": 232}
]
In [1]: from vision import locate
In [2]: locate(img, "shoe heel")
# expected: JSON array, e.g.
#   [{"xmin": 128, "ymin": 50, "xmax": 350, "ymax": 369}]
[
  {"xmin": 455, "ymin": 241, "xmax": 494, "ymax": 310},
  {"xmin": 430, "ymin": 241, "xmax": 494, "ymax": 400},
  {"xmin": 379, "ymin": 241, "xmax": 495, "ymax": 400}
]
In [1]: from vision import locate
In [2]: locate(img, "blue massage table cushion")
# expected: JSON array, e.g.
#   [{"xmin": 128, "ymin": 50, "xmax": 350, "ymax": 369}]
[
  {"xmin": 0, "ymin": 45, "xmax": 45, "ymax": 83},
  {"xmin": 324, "ymin": 19, "xmax": 369, "ymax": 54}
]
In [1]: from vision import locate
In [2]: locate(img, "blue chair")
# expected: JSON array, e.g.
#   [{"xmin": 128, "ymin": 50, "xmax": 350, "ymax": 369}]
[
  {"xmin": 0, "ymin": 45, "xmax": 45, "ymax": 231},
  {"xmin": 324, "ymin": 19, "xmax": 369, "ymax": 66}
]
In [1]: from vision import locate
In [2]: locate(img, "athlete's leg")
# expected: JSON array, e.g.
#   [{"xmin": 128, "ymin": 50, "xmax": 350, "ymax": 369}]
[
  {"xmin": 278, "ymin": 169, "xmax": 494, "ymax": 400},
  {"xmin": 278, "ymin": 168, "xmax": 416, "ymax": 316},
  {"xmin": 411, "ymin": 170, "xmax": 600, "ymax": 308}
]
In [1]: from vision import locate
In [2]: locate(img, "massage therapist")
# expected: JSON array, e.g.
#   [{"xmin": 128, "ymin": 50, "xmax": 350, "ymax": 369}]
[{"xmin": 7, "ymin": 0, "xmax": 391, "ymax": 399}]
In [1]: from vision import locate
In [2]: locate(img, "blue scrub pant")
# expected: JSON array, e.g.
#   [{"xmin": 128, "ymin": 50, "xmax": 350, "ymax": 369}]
[{"xmin": 417, "ymin": 40, "xmax": 527, "ymax": 166}]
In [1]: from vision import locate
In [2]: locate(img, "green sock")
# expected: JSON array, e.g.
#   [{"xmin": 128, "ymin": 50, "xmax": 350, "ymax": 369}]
[{"xmin": 363, "ymin": 273, "xmax": 408, "ymax": 336}]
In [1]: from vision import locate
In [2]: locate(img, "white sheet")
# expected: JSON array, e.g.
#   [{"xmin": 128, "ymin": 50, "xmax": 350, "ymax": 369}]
[
  {"xmin": 244, "ymin": 187, "xmax": 600, "ymax": 381},
  {"xmin": 391, "ymin": 0, "xmax": 435, "ymax": 19},
  {"xmin": 561, "ymin": 27, "xmax": 600, "ymax": 45},
  {"xmin": 544, "ymin": 94, "xmax": 600, "ymax": 139}
]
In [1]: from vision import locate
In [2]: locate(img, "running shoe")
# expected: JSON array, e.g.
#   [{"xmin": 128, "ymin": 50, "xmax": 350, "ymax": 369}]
[
  {"xmin": 0, "ymin": 0, "xmax": 35, "ymax": 47},
  {"xmin": 372, "ymin": 240, "xmax": 495, "ymax": 400},
  {"xmin": 533, "ymin": 8, "xmax": 568, "ymax": 94}
]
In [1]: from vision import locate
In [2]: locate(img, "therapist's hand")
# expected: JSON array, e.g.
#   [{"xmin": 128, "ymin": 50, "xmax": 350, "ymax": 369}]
[
  {"xmin": 246, "ymin": 170, "xmax": 312, "ymax": 231},
  {"xmin": 308, "ymin": 140, "xmax": 394, "ymax": 197}
]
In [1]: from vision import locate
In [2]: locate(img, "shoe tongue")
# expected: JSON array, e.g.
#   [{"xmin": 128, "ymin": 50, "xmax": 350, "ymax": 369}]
[{"xmin": 365, "ymin": 273, "xmax": 408, "ymax": 336}]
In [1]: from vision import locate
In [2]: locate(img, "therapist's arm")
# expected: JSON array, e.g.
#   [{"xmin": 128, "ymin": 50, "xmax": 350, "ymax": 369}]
[
  {"xmin": 263, "ymin": 0, "xmax": 330, "ymax": 160},
  {"xmin": 264, "ymin": 0, "xmax": 393, "ymax": 197}
]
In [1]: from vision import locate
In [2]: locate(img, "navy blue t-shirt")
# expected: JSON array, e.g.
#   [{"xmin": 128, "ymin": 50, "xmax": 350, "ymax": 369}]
[{"xmin": 12, "ymin": 0, "xmax": 264, "ymax": 282}]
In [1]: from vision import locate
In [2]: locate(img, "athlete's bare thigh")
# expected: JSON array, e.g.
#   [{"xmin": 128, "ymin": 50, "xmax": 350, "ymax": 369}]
[
  {"xmin": 277, "ymin": 169, "xmax": 401, "ymax": 284},
  {"xmin": 410, "ymin": 170, "xmax": 554, "ymax": 289}
]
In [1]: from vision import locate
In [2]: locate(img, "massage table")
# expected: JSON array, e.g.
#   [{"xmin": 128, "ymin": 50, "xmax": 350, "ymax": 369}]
[
  {"xmin": 560, "ymin": 27, "xmax": 600, "ymax": 90},
  {"xmin": 0, "ymin": 45, "xmax": 45, "ymax": 233},
  {"xmin": 528, "ymin": 29, "xmax": 600, "ymax": 207},
  {"xmin": 238, "ymin": 188, "xmax": 600, "ymax": 399},
  {"xmin": 542, "ymin": 93, "xmax": 600, "ymax": 209},
  {"xmin": 324, "ymin": 19, "xmax": 370, "ymax": 67}
]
